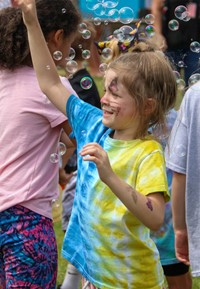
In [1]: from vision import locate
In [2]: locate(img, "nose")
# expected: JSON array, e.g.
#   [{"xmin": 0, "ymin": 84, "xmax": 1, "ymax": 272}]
[{"xmin": 101, "ymin": 92, "xmax": 109, "ymax": 104}]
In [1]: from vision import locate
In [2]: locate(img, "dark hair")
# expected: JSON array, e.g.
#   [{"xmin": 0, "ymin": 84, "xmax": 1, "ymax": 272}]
[{"xmin": 0, "ymin": 0, "xmax": 81, "ymax": 70}]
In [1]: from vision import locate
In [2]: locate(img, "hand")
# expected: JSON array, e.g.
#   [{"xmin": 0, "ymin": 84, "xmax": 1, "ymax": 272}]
[
  {"xmin": 80, "ymin": 142, "xmax": 113, "ymax": 183},
  {"xmin": 12, "ymin": 0, "xmax": 37, "ymax": 26},
  {"xmin": 175, "ymin": 229, "xmax": 190, "ymax": 265}
]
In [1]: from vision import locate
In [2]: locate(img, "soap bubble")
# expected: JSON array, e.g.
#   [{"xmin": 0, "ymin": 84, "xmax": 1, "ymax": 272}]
[
  {"xmin": 93, "ymin": 17, "xmax": 102, "ymax": 25},
  {"xmin": 93, "ymin": 3, "xmax": 106, "ymax": 16},
  {"xmin": 80, "ymin": 77, "xmax": 93, "ymax": 90},
  {"xmin": 174, "ymin": 5, "xmax": 187, "ymax": 20},
  {"xmin": 190, "ymin": 41, "xmax": 200, "ymax": 53},
  {"xmin": 50, "ymin": 153, "xmax": 59, "ymax": 163},
  {"xmin": 99, "ymin": 63, "xmax": 108, "ymax": 73},
  {"xmin": 145, "ymin": 14, "xmax": 155, "ymax": 25},
  {"xmin": 168, "ymin": 19, "xmax": 179, "ymax": 31},
  {"xmin": 174, "ymin": 144, "xmax": 186, "ymax": 157},
  {"xmin": 188, "ymin": 73, "xmax": 200, "ymax": 86},
  {"xmin": 53, "ymin": 51, "xmax": 63, "ymax": 61},
  {"xmin": 103, "ymin": 0, "xmax": 119, "ymax": 9},
  {"xmin": 66, "ymin": 60, "xmax": 78, "ymax": 74},
  {"xmin": 66, "ymin": 47, "xmax": 76, "ymax": 60},
  {"xmin": 82, "ymin": 49, "xmax": 91, "ymax": 60},
  {"xmin": 58, "ymin": 142, "xmax": 66, "ymax": 156},
  {"xmin": 101, "ymin": 48, "xmax": 113, "ymax": 60},
  {"xmin": 81, "ymin": 29, "xmax": 92, "ymax": 39},
  {"xmin": 119, "ymin": 7, "xmax": 134, "ymax": 24},
  {"xmin": 78, "ymin": 22, "xmax": 88, "ymax": 33},
  {"xmin": 145, "ymin": 25, "xmax": 155, "ymax": 37}
]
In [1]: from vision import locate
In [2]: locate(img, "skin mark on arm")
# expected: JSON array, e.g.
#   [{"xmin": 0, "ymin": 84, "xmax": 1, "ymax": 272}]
[
  {"xmin": 127, "ymin": 185, "xmax": 138, "ymax": 204},
  {"xmin": 146, "ymin": 197, "xmax": 153, "ymax": 211}
]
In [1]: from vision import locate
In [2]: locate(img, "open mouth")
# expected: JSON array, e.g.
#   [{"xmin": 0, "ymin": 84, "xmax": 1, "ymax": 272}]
[{"xmin": 102, "ymin": 105, "xmax": 119, "ymax": 115}]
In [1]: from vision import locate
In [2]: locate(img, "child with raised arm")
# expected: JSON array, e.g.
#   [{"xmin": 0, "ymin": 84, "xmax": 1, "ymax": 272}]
[{"xmin": 15, "ymin": 1, "xmax": 177, "ymax": 288}]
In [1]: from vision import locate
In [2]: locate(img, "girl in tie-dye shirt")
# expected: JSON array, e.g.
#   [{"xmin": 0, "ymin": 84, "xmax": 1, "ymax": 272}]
[{"xmin": 16, "ymin": 1, "xmax": 177, "ymax": 287}]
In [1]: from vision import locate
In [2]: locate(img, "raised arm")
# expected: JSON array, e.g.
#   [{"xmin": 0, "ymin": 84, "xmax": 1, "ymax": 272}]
[
  {"xmin": 14, "ymin": 0, "xmax": 71, "ymax": 115},
  {"xmin": 151, "ymin": 0, "xmax": 163, "ymax": 34}
]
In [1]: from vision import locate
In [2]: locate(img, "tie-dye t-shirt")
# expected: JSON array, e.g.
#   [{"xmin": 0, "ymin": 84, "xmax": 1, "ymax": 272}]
[{"xmin": 62, "ymin": 95, "xmax": 168, "ymax": 289}]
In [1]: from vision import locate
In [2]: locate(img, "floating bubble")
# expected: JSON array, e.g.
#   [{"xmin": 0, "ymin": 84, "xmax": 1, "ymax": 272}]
[
  {"xmin": 66, "ymin": 47, "xmax": 76, "ymax": 60},
  {"xmin": 188, "ymin": 73, "xmax": 200, "ymax": 86},
  {"xmin": 78, "ymin": 44, "xmax": 83, "ymax": 49},
  {"xmin": 62, "ymin": 8, "xmax": 66, "ymax": 14},
  {"xmin": 80, "ymin": 77, "xmax": 93, "ymax": 90},
  {"xmin": 174, "ymin": 144, "xmax": 186, "ymax": 157},
  {"xmin": 103, "ymin": 0, "xmax": 119, "ymax": 8},
  {"xmin": 178, "ymin": 60, "xmax": 185, "ymax": 68},
  {"xmin": 93, "ymin": 17, "xmax": 102, "ymax": 25},
  {"xmin": 190, "ymin": 41, "xmax": 200, "ymax": 53},
  {"xmin": 107, "ymin": 9, "xmax": 120, "ymax": 22},
  {"xmin": 168, "ymin": 19, "xmax": 179, "ymax": 31},
  {"xmin": 182, "ymin": 12, "xmax": 191, "ymax": 22},
  {"xmin": 81, "ymin": 130, "xmax": 87, "ymax": 137},
  {"xmin": 66, "ymin": 60, "xmax": 78, "ymax": 74},
  {"xmin": 101, "ymin": 48, "xmax": 113, "ymax": 60},
  {"xmin": 119, "ymin": 7, "xmax": 134, "ymax": 24},
  {"xmin": 50, "ymin": 153, "xmax": 59, "ymax": 163},
  {"xmin": 86, "ymin": 0, "xmax": 98, "ymax": 10},
  {"xmin": 119, "ymin": 25, "xmax": 134, "ymax": 42},
  {"xmin": 113, "ymin": 29, "xmax": 124, "ymax": 41},
  {"xmin": 58, "ymin": 142, "xmax": 66, "ymax": 156},
  {"xmin": 99, "ymin": 63, "xmax": 108, "ymax": 73},
  {"xmin": 145, "ymin": 25, "xmax": 155, "ymax": 37},
  {"xmin": 104, "ymin": 20, "xmax": 109, "ymax": 25},
  {"xmin": 81, "ymin": 29, "xmax": 92, "ymax": 39},
  {"xmin": 177, "ymin": 78, "xmax": 186, "ymax": 91},
  {"xmin": 52, "ymin": 198, "xmax": 60, "ymax": 208},
  {"xmin": 78, "ymin": 22, "xmax": 88, "ymax": 33},
  {"xmin": 82, "ymin": 49, "xmax": 91, "ymax": 60},
  {"xmin": 53, "ymin": 51, "xmax": 63, "ymax": 61},
  {"xmin": 46, "ymin": 65, "xmax": 51, "ymax": 70},
  {"xmin": 94, "ymin": 3, "xmax": 106, "ymax": 16},
  {"xmin": 145, "ymin": 14, "xmax": 155, "ymax": 25},
  {"xmin": 174, "ymin": 5, "xmax": 187, "ymax": 20}
]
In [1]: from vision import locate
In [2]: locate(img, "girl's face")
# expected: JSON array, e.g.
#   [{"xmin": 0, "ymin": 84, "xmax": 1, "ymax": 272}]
[{"xmin": 101, "ymin": 69, "xmax": 140, "ymax": 140}]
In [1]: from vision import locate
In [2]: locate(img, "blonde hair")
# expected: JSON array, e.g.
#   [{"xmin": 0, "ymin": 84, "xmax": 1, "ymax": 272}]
[{"xmin": 108, "ymin": 42, "xmax": 177, "ymax": 138}]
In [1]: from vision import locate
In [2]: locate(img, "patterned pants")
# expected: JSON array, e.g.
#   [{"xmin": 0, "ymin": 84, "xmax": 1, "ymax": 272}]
[{"xmin": 0, "ymin": 205, "xmax": 57, "ymax": 289}]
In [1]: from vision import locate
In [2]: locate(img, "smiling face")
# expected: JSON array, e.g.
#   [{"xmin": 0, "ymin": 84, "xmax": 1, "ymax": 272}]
[{"xmin": 101, "ymin": 69, "xmax": 140, "ymax": 140}]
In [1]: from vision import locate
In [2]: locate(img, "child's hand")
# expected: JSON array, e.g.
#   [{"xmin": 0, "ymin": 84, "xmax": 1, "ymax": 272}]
[
  {"xmin": 12, "ymin": 0, "xmax": 37, "ymax": 26},
  {"xmin": 80, "ymin": 143, "xmax": 113, "ymax": 183}
]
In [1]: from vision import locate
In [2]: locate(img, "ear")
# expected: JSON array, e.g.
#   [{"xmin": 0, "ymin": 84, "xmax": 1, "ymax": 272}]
[
  {"xmin": 49, "ymin": 29, "xmax": 65, "ymax": 48},
  {"xmin": 144, "ymin": 98, "xmax": 157, "ymax": 115}
]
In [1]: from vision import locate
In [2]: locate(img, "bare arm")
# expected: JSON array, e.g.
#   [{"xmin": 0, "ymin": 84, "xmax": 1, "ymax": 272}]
[
  {"xmin": 172, "ymin": 172, "xmax": 189, "ymax": 264},
  {"xmin": 15, "ymin": 0, "xmax": 71, "ymax": 115},
  {"xmin": 80, "ymin": 143, "xmax": 165, "ymax": 230},
  {"xmin": 151, "ymin": 0, "xmax": 163, "ymax": 33}
]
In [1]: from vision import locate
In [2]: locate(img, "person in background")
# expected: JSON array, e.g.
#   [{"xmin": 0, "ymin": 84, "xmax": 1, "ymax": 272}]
[
  {"xmin": 16, "ymin": 0, "xmax": 178, "ymax": 288},
  {"xmin": 151, "ymin": 109, "xmax": 192, "ymax": 289},
  {"xmin": 165, "ymin": 80, "xmax": 200, "ymax": 285},
  {"xmin": 151, "ymin": 0, "xmax": 200, "ymax": 86},
  {"xmin": 59, "ymin": 19, "xmax": 101, "ymax": 289},
  {"xmin": 0, "ymin": 1, "xmax": 80, "ymax": 288}
]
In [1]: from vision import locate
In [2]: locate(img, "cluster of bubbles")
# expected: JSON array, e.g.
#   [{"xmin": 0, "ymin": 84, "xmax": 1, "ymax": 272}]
[
  {"xmin": 168, "ymin": 5, "xmax": 190, "ymax": 31},
  {"xmin": 50, "ymin": 141, "xmax": 66, "ymax": 164},
  {"xmin": 168, "ymin": 5, "xmax": 200, "ymax": 54}
]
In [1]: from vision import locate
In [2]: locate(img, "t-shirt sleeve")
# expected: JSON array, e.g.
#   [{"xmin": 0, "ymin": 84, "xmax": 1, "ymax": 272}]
[
  {"xmin": 40, "ymin": 76, "xmax": 77, "ymax": 128},
  {"xmin": 165, "ymin": 98, "xmax": 188, "ymax": 174},
  {"xmin": 136, "ymin": 150, "xmax": 169, "ymax": 201}
]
